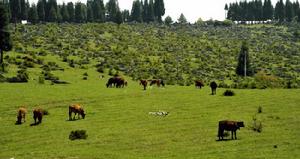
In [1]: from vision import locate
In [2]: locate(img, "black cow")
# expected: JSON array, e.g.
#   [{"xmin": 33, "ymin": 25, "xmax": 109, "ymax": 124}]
[{"xmin": 210, "ymin": 81, "xmax": 218, "ymax": 95}]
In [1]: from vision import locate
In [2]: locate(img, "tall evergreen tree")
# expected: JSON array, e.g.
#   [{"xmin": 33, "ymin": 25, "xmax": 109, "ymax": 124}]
[
  {"xmin": 275, "ymin": 0, "xmax": 285, "ymax": 22},
  {"xmin": 148, "ymin": 0, "xmax": 155, "ymax": 22},
  {"xmin": 56, "ymin": 6, "xmax": 62, "ymax": 23},
  {"xmin": 37, "ymin": 0, "xmax": 45, "ymax": 21},
  {"xmin": 67, "ymin": 2, "xmax": 75, "ymax": 22},
  {"xmin": 154, "ymin": 0, "xmax": 165, "ymax": 22},
  {"xmin": 263, "ymin": 0, "xmax": 273, "ymax": 20},
  {"xmin": 106, "ymin": 0, "xmax": 119, "ymax": 22},
  {"xmin": 10, "ymin": 0, "xmax": 21, "ymax": 23},
  {"xmin": 87, "ymin": 0, "xmax": 94, "ymax": 22},
  {"xmin": 177, "ymin": 13, "xmax": 187, "ymax": 24},
  {"xmin": 236, "ymin": 41, "xmax": 253, "ymax": 77},
  {"xmin": 0, "ymin": 3, "xmax": 13, "ymax": 72},
  {"xmin": 142, "ymin": 0, "xmax": 149, "ymax": 22},
  {"xmin": 75, "ymin": 2, "xmax": 86, "ymax": 23},
  {"xmin": 225, "ymin": 3, "xmax": 228, "ymax": 19},
  {"xmin": 46, "ymin": 0, "xmax": 58, "ymax": 22},
  {"xmin": 131, "ymin": 0, "xmax": 143, "ymax": 22},
  {"xmin": 48, "ymin": 6, "xmax": 57, "ymax": 22},
  {"xmin": 122, "ymin": 9, "xmax": 130, "ymax": 22},
  {"xmin": 115, "ymin": 10, "xmax": 123, "ymax": 24},
  {"xmin": 61, "ymin": 3, "xmax": 69, "ymax": 22},
  {"xmin": 28, "ymin": 4, "xmax": 38, "ymax": 24},
  {"xmin": 93, "ymin": 0, "xmax": 105, "ymax": 22},
  {"xmin": 285, "ymin": 0, "xmax": 294, "ymax": 22}
]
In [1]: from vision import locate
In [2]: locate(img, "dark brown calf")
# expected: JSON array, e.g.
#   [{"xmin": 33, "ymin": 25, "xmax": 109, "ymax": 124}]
[
  {"xmin": 33, "ymin": 108, "xmax": 43, "ymax": 124},
  {"xmin": 195, "ymin": 80, "xmax": 204, "ymax": 89},
  {"xmin": 140, "ymin": 80, "xmax": 148, "ymax": 90},
  {"xmin": 218, "ymin": 120, "xmax": 244, "ymax": 140},
  {"xmin": 69, "ymin": 104, "xmax": 86, "ymax": 120}
]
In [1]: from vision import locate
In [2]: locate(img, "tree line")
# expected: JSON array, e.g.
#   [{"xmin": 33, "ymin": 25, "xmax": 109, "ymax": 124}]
[
  {"xmin": 226, "ymin": 0, "xmax": 300, "ymax": 23},
  {"xmin": 3, "ymin": 0, "xmax": 165, "ymax": 24}
]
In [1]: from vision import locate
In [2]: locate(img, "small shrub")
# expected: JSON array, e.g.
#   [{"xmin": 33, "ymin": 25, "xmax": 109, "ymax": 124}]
[
  {"xmin": 252, "ymin": 116, "xmax": 263, "ymax": 133},
  {"xmin": 223, "ymin": 90, "xmax": 235, "ymax": 96},
  {"xmin": 38, "ymin": 75, "xmax": 45, "ymax": 84},
  {"xmin": 83, "ymin": 72, "xmax": 88, "ymax": 76},
  {"xmin": 69, "ymin": 130, "xmax": 88, "ymax": 140},
  {"xmin": 258, "ymin": 106, "xmax": 262, "ymax": 113},
  {"xmin": 7, "ymin": 69, "xmax": 29, "ymax": 83}
]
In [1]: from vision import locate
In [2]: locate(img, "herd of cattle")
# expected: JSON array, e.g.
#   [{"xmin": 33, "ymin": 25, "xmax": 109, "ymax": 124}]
[{"xmin": 14, "ymin": 77, "xmax": 244, "ymax": 140}]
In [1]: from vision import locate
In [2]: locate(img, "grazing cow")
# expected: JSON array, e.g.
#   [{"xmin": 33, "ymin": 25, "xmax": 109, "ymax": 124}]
[
  {"xmin": 16, "ymin": 107, "xmax": 27, "ymax": 124},
  {"xmin": 33, "ymin": 108, "xmax": 44, "ymax": 124},
  {"xmin": 218, "ymin": 120, "xmax": 245, "ymax": 140},
  {"xmin": 140, "ymin": 79, "xmax": 148, "ymax": 90},
  {"xmin": 106, "ymin": 77, "xmax": 115, "ymax": 88},
  {"xmin": 149, "ymin": 79, "xmax": 165, "ymax": 87},
  {"xmin": 69, "ymin": 104, "xmax": 86, "ymax": 120},
  {"xmin": 106, "ymin": 76, "xmax": 126, "ymax": 88},
  {"xmin": 195, "ymin": 80, "xmax": 204, "ymax": 89},
  {"xmin": 115, "ymin": 77, "xmax": 126, "ymax": 88},
  {"xmin": 210, "ymin": 81, "xmax": 218, "ymax": 95}
]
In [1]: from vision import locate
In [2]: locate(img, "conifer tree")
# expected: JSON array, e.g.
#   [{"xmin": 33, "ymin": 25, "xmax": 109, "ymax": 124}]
[
  {"xmin": 0, "ymin": 3, "xmax": 12, "ymax": 72},
  {"xmin": 37, "ymin": 0, "xmax": 45, "ymax": 21},
  {"xmin": 148, "ymin": 0, "xmax": 155, "ymax": 22},
  {"xmin": 285, "ymin": 0, "xmax": 294, "ymax": 22},
  {"xmin": 178, "ymin": 13, "xmax": 187, "ymax": 24},
  {"xmin": 154, "ymin": 0, "xmax": 165, "ymax": 22},
  {"xmin": 236, "ymin": 41, "xmax": 253, "ymax": 77},
  {"xmin": 67, "ymin": 2, "xmax": 75, "ymax": 22},
  {"xmin": 131, "ymin": 0, "xmax": 143, "ymax": 22},
  {"xmin": 61, "ymin": 3, "xmax": 69, "ymax": 22},
  {"xmin": 28, "ymin": 4, "xmax": 38, "ymax": 24}
]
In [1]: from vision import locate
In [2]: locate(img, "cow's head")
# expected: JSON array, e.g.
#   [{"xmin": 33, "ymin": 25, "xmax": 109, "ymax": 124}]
[
  {"xmin": 237, "ymin": 121, "xmax": 245, "ymax": 128},
  {"xmin": 81, "ymin": 110, "xmax": 86, "ymax": 119}
]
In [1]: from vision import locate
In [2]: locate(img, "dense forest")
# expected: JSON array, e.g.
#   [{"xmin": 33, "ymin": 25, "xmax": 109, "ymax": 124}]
[
  {"xmin": 2, "ymin": 0, "xmax": 300, "ymax": 24},
  {"xmin": 226, "ymin": 0, "xmax": 300, "ymax": 23},
  {"xmin": 3, "ymin": 0, "xmax": 165, "ymax": 24}
]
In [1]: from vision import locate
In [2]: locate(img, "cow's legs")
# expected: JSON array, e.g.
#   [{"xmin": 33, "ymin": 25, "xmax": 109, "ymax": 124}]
[
  {"xmin": 231, "ymin": 131, "xmax": 234, "ymax": 139},
  {"xmin": 234, "ymin": 131, "xmax": 237, "ymax": 139}
]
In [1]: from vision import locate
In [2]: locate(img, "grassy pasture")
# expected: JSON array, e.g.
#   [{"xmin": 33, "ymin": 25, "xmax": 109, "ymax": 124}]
[{"xmin": 0, "ymin": 68, "xmax": 299, "ymax": 159}]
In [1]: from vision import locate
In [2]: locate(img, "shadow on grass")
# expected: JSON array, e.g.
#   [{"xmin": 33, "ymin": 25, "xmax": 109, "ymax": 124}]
[
  {"xmin": 66, "ymin": 118, "xmax": 82, "ymax": 122},
  {"xmin": 216, "ymin": 139, "xmax": 239, "ymax": 142},
  {"xmin": 30, "ymin": 122, "xmax": 41, "ymax": 126}
]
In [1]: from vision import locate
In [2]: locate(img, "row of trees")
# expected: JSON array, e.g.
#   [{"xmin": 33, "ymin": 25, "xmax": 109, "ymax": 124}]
[
  {"xmin": 226, "ymin": 0, "xmax": 300, "ymax": 22},
  {"xmin": 4, "ymin": 0, "xmax": 165, "ymax": 24}
]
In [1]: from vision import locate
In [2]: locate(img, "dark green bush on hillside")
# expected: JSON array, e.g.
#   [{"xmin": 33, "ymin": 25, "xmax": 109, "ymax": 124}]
[
  {"xmin": 69, "ymin": 130, "xmax": 88, "ymax": 140},
  {"xmin": 223, "ymin": 90, "xmax": 235, "ymax": 96}
]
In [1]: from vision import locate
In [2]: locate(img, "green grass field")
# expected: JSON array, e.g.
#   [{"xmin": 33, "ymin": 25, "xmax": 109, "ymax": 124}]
[{"xmin": 0, "ymin": 66, "xmax": 299, "ymax": 159}]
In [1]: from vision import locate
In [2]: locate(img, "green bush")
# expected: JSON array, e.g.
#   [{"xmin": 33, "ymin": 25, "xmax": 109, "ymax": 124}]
[
  {"xmin": 69, "ymin": 130, "xmax": 88, "ymax": 140},
  {"xmin": 223, "ymin": 90, "xmax": 235, "ymax": 96}
]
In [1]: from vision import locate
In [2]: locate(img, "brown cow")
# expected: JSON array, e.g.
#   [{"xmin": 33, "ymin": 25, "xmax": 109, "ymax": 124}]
[
  {"xmin": 140, "ymin": 79, "xmax": 148, "ymax": 90},
  {"xmin": 16, "ymin": 107, "xmax": 27, "ymax": 124},
  {"xmin": 149, "ymin": 79, "xmax": 165, "ymax": 87},
  {"xmin": 69, "ymin": 104, "xmax": 86, "ymax": 120},
  {"xmin": 33, "ymin": 108, "xmax": 44, "ymax": 124},
  {"xmin": 218, "ymin": 120, "xmax": 245, "ymax": 140},
  {"xmin": 195, "ymin": 80, "xmax": 204, "ymax": 89}
]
